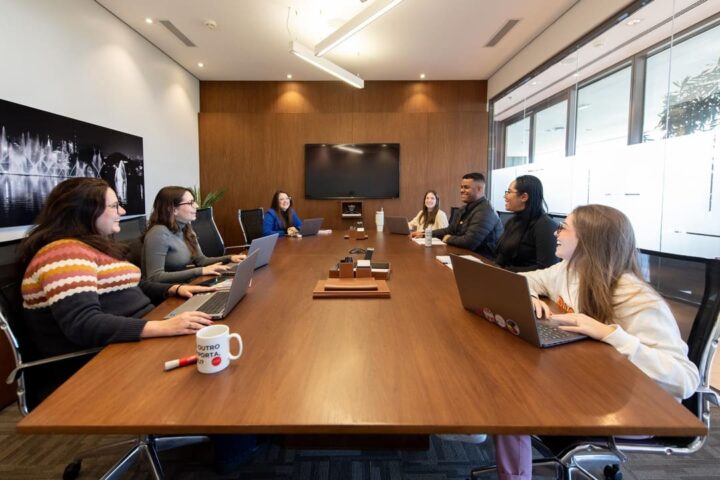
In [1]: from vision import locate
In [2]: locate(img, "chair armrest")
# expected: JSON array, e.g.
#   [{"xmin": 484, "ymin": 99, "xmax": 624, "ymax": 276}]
[
  {"xmin": 700, "ymin": 386, "xmax": 720, "ymax": 407},
  {"xmin": 6, "ymin": 347, "xmax": 102, "ymax": 384},
  {"xmin": 224, "ymin": 244, "xmax": 250, "ymax": 253}
]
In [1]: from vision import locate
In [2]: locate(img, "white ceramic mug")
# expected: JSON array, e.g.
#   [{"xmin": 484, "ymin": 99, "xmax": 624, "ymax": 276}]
[{"xmin": 196, "ymin": 324, "xmax": 243, "ymax": 374}]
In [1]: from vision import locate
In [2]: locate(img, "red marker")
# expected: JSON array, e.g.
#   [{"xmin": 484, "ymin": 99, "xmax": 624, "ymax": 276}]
[{"xmin": 164, "ymin": 355, "xmax": 197, "ymax": 371}]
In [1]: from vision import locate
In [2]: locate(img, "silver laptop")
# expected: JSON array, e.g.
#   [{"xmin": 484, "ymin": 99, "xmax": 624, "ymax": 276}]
[
  {"xmin": 226, "ymin": 233, "xmax": 279, "ymax": 272},
  {"xmin": 385, "ymin": 216, "xmax": 411, "ymax": 234},
  {"xmin": 298, "ymin": 217, "xmax": 324, "ymax": 236},
  {"xmin": 450, "ymin": 254, "xmax": 585, "ymax": 348},
  {"xmin": 165, "ymin": 250, "xmax": 259, "ymax": 320}
]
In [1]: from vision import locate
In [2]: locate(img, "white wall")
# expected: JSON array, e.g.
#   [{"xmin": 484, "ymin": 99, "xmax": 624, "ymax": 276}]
[
  {"xmin": 488, "ymin": 0, "xmax": 630, "ymax": 100},
  {"xmin": 0, "ymin": 0, "xmax": 200, "ymax": 241}
]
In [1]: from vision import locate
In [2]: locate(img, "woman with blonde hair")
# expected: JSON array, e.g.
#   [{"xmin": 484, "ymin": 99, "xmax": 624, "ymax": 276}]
[{"xmin": 493, "ymin": 204, "xmax": 699, "ymax": 480}]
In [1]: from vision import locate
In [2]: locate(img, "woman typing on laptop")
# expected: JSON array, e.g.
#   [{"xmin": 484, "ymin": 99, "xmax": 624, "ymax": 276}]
[
  {"xmin": 263, "ymin": 190, "xmax": 303, "ymax": 236},
  {"xmin": 143, "ymin": 186, "xmax": 245, "ymax": 282},
  {"xmin": 20, "ymin": 178, "xmax": 215, "ymax": 403},
  {"xmin": 492, "ymin": 204, "xmax": 700, "ymax": 480}
]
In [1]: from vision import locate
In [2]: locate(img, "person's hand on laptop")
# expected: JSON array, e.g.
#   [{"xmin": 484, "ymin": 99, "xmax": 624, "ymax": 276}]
[
  {"xmin": 142, "ymin": 311, "xmax": 213, "ymax": 337},
  {"xmin": 177, "ymin": 284, "xmax": 217, "ymax": 298},
  {"xmin": 287, "ymin": 226, "xmax": 299, "ymax": 236},
  {"xmin": 410, "ymin": 230, "xmax": 425, "ymax": 238},
  {"xmin": 530, "ymin": 297, "xmax": 552, "ymax": 319},
  {"xmin": 229, "ymin": 253, "xmax": 247, "ymax": 263},
  {"xmin": 202, "ymin": 262, "xmax": 229, "ymax": 276},
  {"xmin": 552, "ymin": 313, "xmax": 617, "ymax": 340}
]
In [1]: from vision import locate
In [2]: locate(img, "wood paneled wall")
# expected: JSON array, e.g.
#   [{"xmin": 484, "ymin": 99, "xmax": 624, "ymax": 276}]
[{"xmin": 199, "ymin": 81, "xmax": 487, "ymax": 245}]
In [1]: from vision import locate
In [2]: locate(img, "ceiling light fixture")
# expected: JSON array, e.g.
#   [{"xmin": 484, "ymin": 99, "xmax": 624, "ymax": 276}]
[
  {"xmin": 314, "ymin": 0, "xmax": 404, "ymax": 57},
  {"xmin": 145, "ymin": 17, "xmax": 153, "ymax": 24},
  {"xmin": 420, "ymin": 73, "xmax": 426, "ymax": 79},
  {"xmin": 626, "ymin": 18, "xmax": 642, "ymax": 26},
  {"xmin": 287, "ymin": 74, "xmax": 293, "ymax": 79},
  {"xmin": 289, "ymin": 41, "xmax": 364, "ymax": 89},
  {"xmin": 197, "ymin": 62, "xmax": 204, "ymax": 68}
]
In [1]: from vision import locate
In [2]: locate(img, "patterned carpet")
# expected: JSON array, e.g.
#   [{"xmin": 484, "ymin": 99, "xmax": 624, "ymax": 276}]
[{"xmin": 1, "ymin": 405, "xmax": 718, "ymax": 479}]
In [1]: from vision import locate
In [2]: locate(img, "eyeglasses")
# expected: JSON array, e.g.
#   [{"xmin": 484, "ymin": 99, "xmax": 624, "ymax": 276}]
[
  {"xmin": 177, "ymin": 200, "xmax": 198, "ymax": 207},
  {"xmin": 504, "ymin": 190, "xmax": 519, "ymax": 195},
  {"xmin": 106, "ymin": 202, "xmax": 122, "ymax": 213}
]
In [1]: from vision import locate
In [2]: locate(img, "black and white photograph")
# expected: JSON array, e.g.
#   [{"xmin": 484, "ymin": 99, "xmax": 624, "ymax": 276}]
[{"xmin": 0, "ymin": 99, "xmax": 145, "ymax": 227}]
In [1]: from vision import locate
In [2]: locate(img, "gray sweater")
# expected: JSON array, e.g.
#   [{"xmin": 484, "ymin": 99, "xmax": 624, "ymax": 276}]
[{"xmin": 143, "ymin": 222, "xmax": 232, "ymax": 282}]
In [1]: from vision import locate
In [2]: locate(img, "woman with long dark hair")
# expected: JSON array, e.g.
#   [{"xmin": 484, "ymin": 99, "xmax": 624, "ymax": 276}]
[
  {"xmin": 493, "ymin": 205, "xmax": 699, "ymax": 480},
  {"xmin": 262, "ymin": 190, "xmax": 302, "ymax": 236},
  {"xmin": 143, "ymin": 186, "xmax": 245, "ymax": 282},
  {"xmin": 408, "ymin": 190, "xmax": 448, "ymax": 234},
  {"xmin": 20, "ymin": 178, "xmax": 214, "ymax": 403},
  {"xmin": 494, "ymin": 175, "xmax": 559, "ymax": 272}
]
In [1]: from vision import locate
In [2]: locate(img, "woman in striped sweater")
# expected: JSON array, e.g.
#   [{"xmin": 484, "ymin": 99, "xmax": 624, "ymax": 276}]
[{"xmin": 20, "ymin": 177, "xmax": 215, "ymax": 402}]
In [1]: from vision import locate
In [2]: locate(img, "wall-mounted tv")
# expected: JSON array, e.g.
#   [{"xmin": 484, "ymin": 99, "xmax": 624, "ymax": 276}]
[{"xmin": 305, "ymin": 143, "xmax": 400, "ymax": 199}]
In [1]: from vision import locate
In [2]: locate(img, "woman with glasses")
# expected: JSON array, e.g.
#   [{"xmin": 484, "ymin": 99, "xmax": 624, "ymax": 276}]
[
  {"xmin": 493, "ymin": 204, "xmax": 699, "ymax": 480},
  {"xmin": 19, "ymin": 178, "xmax": 215, "ymax": 404},
  {"xmin": 143, "ymin": 186, "xmax": 245, "ymax": 282},
  {"xmin": 263, "ymin": 190, "xmax": 302, "ymax": 236},
  {"xmin": 408, "ymin": 190, "xmax": 448, "ymax": 235},
  {"xmin": 494, "ymin": 175, "xmax": 559, "ymax": 272}
]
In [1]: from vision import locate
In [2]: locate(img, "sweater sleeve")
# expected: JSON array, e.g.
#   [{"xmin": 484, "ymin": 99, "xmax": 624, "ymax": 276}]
[
  {"xmin": 143, "ymin": 227, "xmax": 202, "ymax": 283},
  {"xmin": 520, "ymin": 261, "xmax": 566, "ymax": 298},
  {"xmin": 408, "ymin": 211, "xmax": 423, "ymax": 230},
  {"xmin": 601, "ymin": 288, "xmax": 700, "ymax": 401},
  {"xmin": 28, "ymin": 246, "xmax": 146, "ymax": 347},
  {"xmin": 191, "ymin": 238, "xmax": 232, "ymax": 266}
]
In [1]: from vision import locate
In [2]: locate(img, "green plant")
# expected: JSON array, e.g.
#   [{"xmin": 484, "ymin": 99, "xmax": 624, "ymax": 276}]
[
  {"xmin": 191, "ymin": 185, "xmax": 226, "ymax": 208},
  {"xmin": 656, "ymin": 56, "xmax": 720, "ymax": 137}
]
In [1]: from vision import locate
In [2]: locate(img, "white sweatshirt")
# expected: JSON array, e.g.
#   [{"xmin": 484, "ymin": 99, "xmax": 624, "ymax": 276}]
[{"xmin": 521, "ymin": 261, "xmax": 700, "ymax": 401}]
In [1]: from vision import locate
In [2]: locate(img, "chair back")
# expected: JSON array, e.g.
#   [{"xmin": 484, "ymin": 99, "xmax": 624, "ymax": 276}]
[
  {"xmin": 449, "ymin": 206, "xmax": 460, "ymax": 225},
  {"xmin": 497, "ymin": 210, "xmax": 513, "ymax": 226},
  {"xmin": 193, "ymin": 207, "xmax": 226, "ymax": 257},
  {"xmin": 114, "ymin": 215, "xmax": 147, "ymax": 267},
  {"xmin": 238, "ymin": 208, "xmax": 264, "ymax": 243}
]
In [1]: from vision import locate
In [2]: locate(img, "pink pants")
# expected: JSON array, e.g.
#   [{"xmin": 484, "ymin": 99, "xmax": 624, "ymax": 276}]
[{"xmin": 494, "ymin": 434, "xmax": 532, "ymax": 480}]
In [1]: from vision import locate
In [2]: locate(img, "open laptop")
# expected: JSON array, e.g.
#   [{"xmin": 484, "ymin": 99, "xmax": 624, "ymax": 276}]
[
  {"xmin": 450, "ymin": 254, "xmax": 585, "ymax": 348},
  {"xmin": 385, "ymin": 216, "xmax": 411, "ymax": 235},
  {"xmin": 297, "ymin": 217, "xmax": 324, "ymax": 236},
  {"xmin": 165, "ymin": 249, "xmax": 259, "ymax": 319},
  {"xmin": 225, "ymin": 233, "xmax": 279, "ymax": 274}
]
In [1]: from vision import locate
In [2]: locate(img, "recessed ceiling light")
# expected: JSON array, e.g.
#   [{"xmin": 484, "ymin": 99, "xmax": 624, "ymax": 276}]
[
  {"xmin": 197, "ymin": 62, "xmax": 204, "ymax": 68},
  {"xmin": 593, "ymin": 40, "xmax": 605, "ymax": 48},
  {"xmin": 572, "ymin": 73, "xmax": 580, "ymax": 77},
  {"xmin": 287, "ymin": 74, "xmax": 293, "ymax": 79},
  {"xmin": 626, "ymin": 18, "xmax": 642, "ymax": 26},
  {"xmin": 420, "ymin": 73, "xmax": 426, "ymax": 79},
  {"xmin": 145, "ymin": 17, "xmax": 153, "ymax": 24},
  {"xmin": 531, "ymin": 81, "xmax": 538, "ymax": 86}
]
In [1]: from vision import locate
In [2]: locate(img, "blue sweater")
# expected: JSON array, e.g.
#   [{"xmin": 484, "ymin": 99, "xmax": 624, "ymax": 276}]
[{"xmin": 263, "ymin": 209, "xmax": 302, "ymax": 236}]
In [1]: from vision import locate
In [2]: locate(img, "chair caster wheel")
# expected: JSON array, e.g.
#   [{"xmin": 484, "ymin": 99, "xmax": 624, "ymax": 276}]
[
  {"xmin": 63, "ymin": 460, "xmax": 82, "ymax": 480},
  {"xmin": 603, "ymin": 464, "xmax": 622, "ymax": 480}
]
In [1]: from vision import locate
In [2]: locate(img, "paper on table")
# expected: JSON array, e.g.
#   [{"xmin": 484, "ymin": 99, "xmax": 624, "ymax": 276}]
[
  {"xmin": 318, "ymin": 229, "xmax": 332, "ymax": 235},
  {"xmin": 435, "ymin": 254, "xmax": 483, "ymax": 270},
  {"xmin": 412, "ymin": 237, "xmax": 445, "ymax": 246}
]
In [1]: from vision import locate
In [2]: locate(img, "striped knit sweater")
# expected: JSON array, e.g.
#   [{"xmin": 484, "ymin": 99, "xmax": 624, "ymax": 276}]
[{"xmin": 21, "ymin": 239, "xmax": 165, "ymax": 359}]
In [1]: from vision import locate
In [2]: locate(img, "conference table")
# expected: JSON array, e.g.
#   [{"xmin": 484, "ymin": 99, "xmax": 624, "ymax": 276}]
[{"xmin": 17, "ymin": 232, "xmax": 706, "ymax": 437}]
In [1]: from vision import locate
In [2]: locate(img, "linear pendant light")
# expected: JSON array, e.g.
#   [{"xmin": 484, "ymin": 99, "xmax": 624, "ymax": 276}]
[
  {"xmin": 314, "ymin": 0, "xmax": 404, "ymax": 57},
  {"xmin": 289, "ymin": 41, "xmax": 364, "ymax": 89}
]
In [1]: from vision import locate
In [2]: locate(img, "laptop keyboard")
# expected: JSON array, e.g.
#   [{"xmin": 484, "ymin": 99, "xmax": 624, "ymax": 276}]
[
  {"xmin": 197, "ymin": 291, "xmax": 230, "ymax": 315},
  {"xmin": 537, "ymin": 323, "xmax": 578, "ymax": 344}
]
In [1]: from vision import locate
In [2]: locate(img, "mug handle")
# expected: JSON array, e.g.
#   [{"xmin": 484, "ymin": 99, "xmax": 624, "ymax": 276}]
[{"xmin": 228, "ymin": 333, "xmax": 243, "ymax": 360}]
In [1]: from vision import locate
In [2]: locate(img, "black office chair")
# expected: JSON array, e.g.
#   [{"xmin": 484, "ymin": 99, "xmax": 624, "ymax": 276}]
[
  {"xmin": 193, "ymin": 207, "xmax": 248, "ymax": 257},
  {"xmin": 0, "ymin": 238, "xmax": 206, "ymax": 480},
  {"xmin": 470, "ymin": 249, "xmax": 720, "ymax": 480},
  {"xmin": 497, "ymin": 210, "xmax": 514, "ymax": 226},
  {"xmin": 449, "ymin": 206, "xmax": 460, "ymax": 225},
  {"xmin": 113, "ymin": 215, "xmax": 147, "ymax": 267},
  {"xmin": 238, "ymin": 208, "xmax": 265, "ymax": 244}
]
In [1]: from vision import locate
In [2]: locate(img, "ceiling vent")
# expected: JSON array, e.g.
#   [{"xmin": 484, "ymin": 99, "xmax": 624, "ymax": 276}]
[
  {"xmin": 485, "ymin": 19, "xmax": 520, "ymax": 47},
  {"xmin": 159, "ymin": 20, "xmax": 196, "ymax": 47}
]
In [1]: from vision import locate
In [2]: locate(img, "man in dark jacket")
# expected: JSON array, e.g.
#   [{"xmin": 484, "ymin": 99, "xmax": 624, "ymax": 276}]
[{"xmin": 433, "ymin": 172, "xmax": 503, "ymax": 256}]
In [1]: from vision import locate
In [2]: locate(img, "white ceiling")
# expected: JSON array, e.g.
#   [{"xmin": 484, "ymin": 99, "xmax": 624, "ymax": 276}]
[{"xmin": 96, "ymin": 0, "xmax": 578, "ymax": 81}]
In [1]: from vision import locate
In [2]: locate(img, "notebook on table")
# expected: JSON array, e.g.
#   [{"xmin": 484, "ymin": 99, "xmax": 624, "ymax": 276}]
[
  {"xmin": 385, "ymin": 216, "xmax": 411, "ymax": 234},
  {"xmin": 165, "ymin": 250, "xmax": 259, "ymax": 319},
  {"xmin": 450, "ymin": 254, "xmax": 585, "ymax": 348}
]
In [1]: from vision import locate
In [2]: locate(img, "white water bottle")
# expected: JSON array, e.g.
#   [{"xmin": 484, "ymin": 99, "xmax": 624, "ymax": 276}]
[{"xmin": 424, "ymin": 227, "xmax": 432, "ymax": 247}]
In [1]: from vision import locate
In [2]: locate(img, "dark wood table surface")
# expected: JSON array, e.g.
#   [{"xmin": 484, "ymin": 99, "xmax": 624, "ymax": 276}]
[{"xmin": 17, "ymin": 232, "xmax": 706, "ymax": 436}]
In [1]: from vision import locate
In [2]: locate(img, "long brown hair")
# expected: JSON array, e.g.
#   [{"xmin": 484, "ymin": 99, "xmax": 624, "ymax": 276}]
[
  {"xmin": 270, "ymin": 190, "xmax": 295, "ymax": 229},
  {"xmin": 568, "ymin": 204, "xmax": 644, "ymax": 324},
  {"xmin": 146, "ymin": 186, "xmax": 199, "ymax": 255},
  {"xmin": 20, "ymin": 177, "xmax": 127, "ymax": 267},
  {"xmin": 418, "ymin": 190, "xmax": 440, "ymax": 229}
]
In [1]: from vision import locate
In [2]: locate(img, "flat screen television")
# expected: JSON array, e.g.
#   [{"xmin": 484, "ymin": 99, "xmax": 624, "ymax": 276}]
[{"xmin": 304, "ymin": 143, "xmax": 400, "ymax": 199}]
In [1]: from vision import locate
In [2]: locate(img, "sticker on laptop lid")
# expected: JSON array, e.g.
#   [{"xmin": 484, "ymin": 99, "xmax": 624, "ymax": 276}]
[
  {"xmin": 506, "ymin": 319, "xmax": 520, "ymax": 336},
  {"xmin": 494, "ymin": 314, "xmax": 506, "ymax": 328}
]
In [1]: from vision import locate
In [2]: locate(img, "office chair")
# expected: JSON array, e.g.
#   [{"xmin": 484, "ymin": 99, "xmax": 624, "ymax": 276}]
[
  {"xmin": 238, "ymin": 207, "xmax": 265, "ymax": 243},
  {"xmin": 0, "ymin": 239, "xmax": 206, "ymax": 480},
  {"xmin": 113, "ymin": 215, "xmax": 147, "ymax": 267},
  {"xmin": 470, "ymin": 249, "xmax": 720, "ymax": 480},
  {"xmin": 449, "ymin": 206, "xmax": 460, "ymax": 225},
  {"xmin": 497, "ymin": 210, "xmax": 514, "ymax": 226},
  {"xmin": 193, "ymin": 207, "xmax": 248, "ymax": 257}
]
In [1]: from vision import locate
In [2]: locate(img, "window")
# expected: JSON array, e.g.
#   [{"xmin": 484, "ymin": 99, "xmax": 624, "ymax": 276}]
[
  {"xmin": 504, "ymin": 117, "xmax": 530, "ymax": 166},
  {"xmin": 575, "ymin": 66, "xmax": 632, "ymax": 154},
  {"xmin": 643, "ymin": 23, "xmax": 720, "ymax": 141},
  {"xmin": 533, "ymin": 100, "xmax": 567, "ymax": 162}
]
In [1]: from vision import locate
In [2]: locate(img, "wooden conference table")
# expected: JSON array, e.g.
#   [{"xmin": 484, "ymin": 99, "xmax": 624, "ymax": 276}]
[{"xmin": 18, "ymin": 232, "xmax": 705, "ymax": 437}]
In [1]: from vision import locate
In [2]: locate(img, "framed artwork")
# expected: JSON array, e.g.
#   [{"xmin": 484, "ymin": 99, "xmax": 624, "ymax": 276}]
[{"xmin": 0, "ymin": 99, "xmax": 145, "ymax": 227}]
